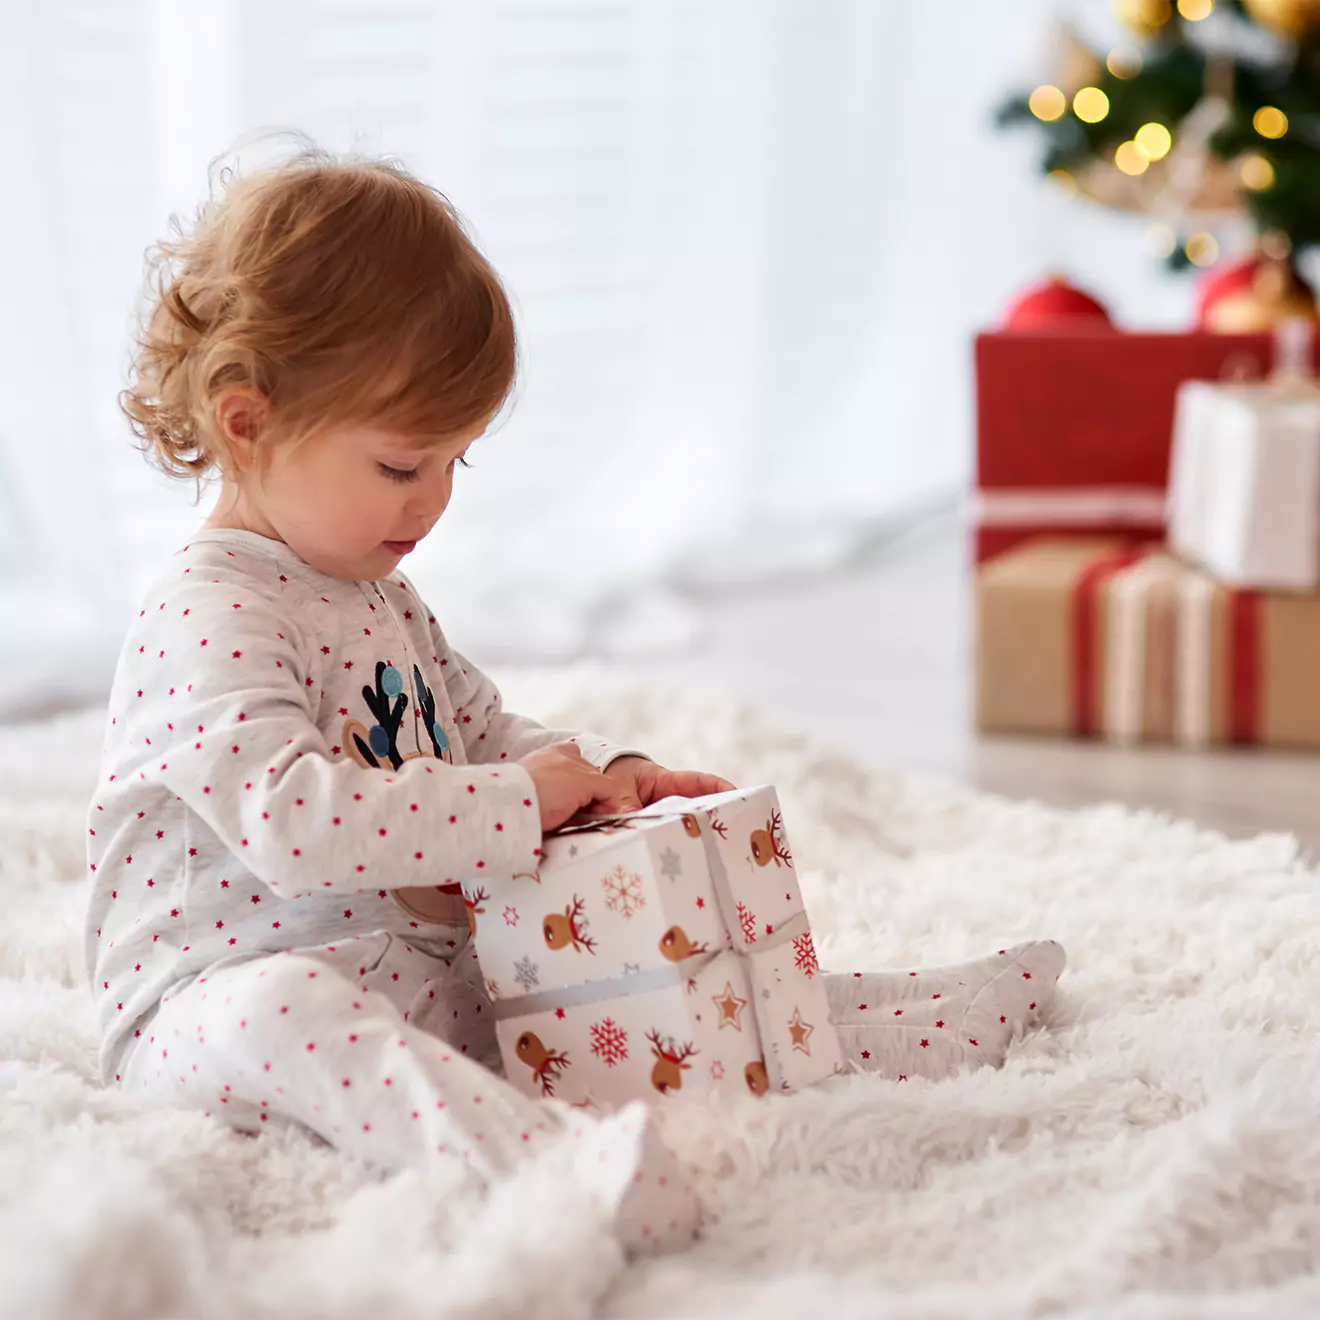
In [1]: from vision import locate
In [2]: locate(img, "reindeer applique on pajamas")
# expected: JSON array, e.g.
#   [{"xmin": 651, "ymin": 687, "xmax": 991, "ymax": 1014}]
[{"xmin": 85, "ymin": 527, "xmax": 1062, "ymax": 1254}]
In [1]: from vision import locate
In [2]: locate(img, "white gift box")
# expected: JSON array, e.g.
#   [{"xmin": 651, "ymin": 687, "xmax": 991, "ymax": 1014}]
[
  {"xmin": 1168, "ymin": 329, "xmax": 1320, "ymax": 592},
  {"xmin": 462, "ymin": 785, "xmax": 844, "ymax": 1111}
]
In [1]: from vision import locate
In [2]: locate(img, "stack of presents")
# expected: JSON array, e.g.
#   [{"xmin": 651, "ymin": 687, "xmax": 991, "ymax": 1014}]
[{"xmin": 975, "ymin": 312, "xmax": 1320, "ymax": 750}]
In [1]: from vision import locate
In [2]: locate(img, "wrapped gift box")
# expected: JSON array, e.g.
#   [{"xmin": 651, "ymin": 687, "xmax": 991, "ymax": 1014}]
[
  {"xmin": 462, "ymin": 785, "xmax": 843, "ymax": 1110},
  {"xmin": 973, "ymin": 329, "xmax": 1312, "ymax": 565},
  {"xmin": 975, "ymin": 537, "xmax": 1320, "ymax": 747},
  {"xmin": 1168, "ymin": 377, "xmax": 1320, "ymax": 591}
]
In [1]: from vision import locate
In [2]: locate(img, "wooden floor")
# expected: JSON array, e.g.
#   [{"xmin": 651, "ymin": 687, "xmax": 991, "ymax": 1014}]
[{"xmin": 613, "ymin": 515, "xmax": 1320, "ymax": 860}]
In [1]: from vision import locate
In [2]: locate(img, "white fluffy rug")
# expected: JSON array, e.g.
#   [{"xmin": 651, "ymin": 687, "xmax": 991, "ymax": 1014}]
[{"xmin": 4, "ymin": 666, "xmax": 1320, "ymax": 1319}]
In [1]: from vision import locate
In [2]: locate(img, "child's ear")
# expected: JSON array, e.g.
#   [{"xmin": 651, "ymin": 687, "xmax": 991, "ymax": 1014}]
[{"xmin": 215, "ymin": 389, "xmax": 270, "ymax": 471}]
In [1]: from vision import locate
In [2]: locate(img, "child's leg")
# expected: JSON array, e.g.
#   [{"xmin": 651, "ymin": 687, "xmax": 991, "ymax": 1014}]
[
  {"xmin": 120, "ymin": 930, "xmax": 698, "ymax": 1255},
  {"xmin": 822, "ymin": 939, "xmax": 1066, "ymax": 1081}
]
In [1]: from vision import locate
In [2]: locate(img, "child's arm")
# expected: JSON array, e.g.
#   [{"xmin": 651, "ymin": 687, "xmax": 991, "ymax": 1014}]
[{"xmin": 119, "ymin": 577, "xmax": 543, "ymax": 898}]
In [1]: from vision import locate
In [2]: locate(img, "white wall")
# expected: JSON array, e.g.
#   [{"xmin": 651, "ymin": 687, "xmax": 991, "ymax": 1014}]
[{"xmin": 0, "ymin": 0, "xmax": 1256, "ymax": 712}]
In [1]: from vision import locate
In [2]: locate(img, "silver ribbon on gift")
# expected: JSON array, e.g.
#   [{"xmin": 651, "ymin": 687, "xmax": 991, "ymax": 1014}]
[{"xmin": 488, "ymin": 803, "xmax": 812, "ymax": 1067}]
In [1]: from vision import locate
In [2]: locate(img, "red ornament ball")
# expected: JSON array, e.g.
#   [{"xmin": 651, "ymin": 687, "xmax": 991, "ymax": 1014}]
[{"xmin": 1001, "ymin": 275, "xmax": 1113, "ymax": 331}]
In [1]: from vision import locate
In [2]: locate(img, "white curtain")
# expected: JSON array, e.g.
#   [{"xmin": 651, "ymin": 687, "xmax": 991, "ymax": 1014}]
[{"xmin": 1, "ymin": 0, "xmax": 1221, "ymax": 715}]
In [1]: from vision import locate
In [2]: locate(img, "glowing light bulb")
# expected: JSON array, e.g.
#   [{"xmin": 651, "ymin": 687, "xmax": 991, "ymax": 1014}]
[
  {"xmin": 1147, "ymin": 224, "xmax": 1177, "ymax": 258},
  {"xmin": 1177, "ymin": 0, "xmax": 1213, "ymax": 19},
  {"xmin": 1107, "ymin": 48, "xmax": 1143, "ymax": 79},
  {"xmin": 1029, "ymin": 85, "xmax": 1067, "ymax": 122},
  {"xmin": 1254, "ymin": 106, "xmax": 1288, "ymax": 140},
  {"xmin": 1048, "ymin": 169, "xmax": 1078, "ymax": 195},
  {"xmin": 1135, "ymin": 123, "xmax": 1173, "ymax": 160},
  {"xmin": 1074, "ymin": 87, "xmax": 1111, "ymax": 123},
  {"xmin": 1240, "ymin": 154, "xmax": 1275, "ymax": 190},
  {"xmin": 1116, "ymin": 141, "xmax": 1150, "ymax": 175},
  {"xmin": 1186, "ymin": 232, "xmax": 1219, "ymax": 266}
]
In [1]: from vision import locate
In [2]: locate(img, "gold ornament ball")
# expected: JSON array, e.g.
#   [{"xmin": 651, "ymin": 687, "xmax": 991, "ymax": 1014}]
[
  {"xmin": 1243, "ymin": 0, "xmax": 1320, "ymax": 38},
  {"xmin": 1115, "ymin": 0, "xmax": 1173, "ymax": 37},
  {"xmin": 1205, "ymin": 258, "xmax": 1318, "ymax": 333}
]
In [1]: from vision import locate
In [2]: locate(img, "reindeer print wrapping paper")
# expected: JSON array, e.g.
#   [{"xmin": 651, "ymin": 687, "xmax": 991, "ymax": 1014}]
[{"xmin": 466, "ymin": 786, "xmax": 843, "ymax": 1108}]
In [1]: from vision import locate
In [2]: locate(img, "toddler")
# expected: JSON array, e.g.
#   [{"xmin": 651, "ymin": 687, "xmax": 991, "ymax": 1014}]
[{"xmin": 86, "ymin": 146, "xmax": 1066, "ymax": 1257}]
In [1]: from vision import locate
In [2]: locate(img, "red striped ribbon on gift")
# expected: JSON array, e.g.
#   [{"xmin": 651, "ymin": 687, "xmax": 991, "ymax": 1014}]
[
  {"xmin": 1071, "ymin": 547, "xmax": 1145, "ymax": 738},
  {"xmin": 1228, "ymin": 589, "xmax": 1262, "ymax": 744}
]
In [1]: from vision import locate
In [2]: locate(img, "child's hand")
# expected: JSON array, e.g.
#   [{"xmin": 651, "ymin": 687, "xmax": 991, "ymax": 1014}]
[
  {"xmin": 519, "ymin": 742, "xmax": 638, "ymax": 833},
  {"xmin": 601, "ymin": 756, "xmax": 736, "ymax": 811}
]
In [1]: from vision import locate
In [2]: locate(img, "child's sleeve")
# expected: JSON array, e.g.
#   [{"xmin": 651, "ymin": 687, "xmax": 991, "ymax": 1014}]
[
  {"xmin": 124, "ymin": 576, "xmax": 544, "ymax": 898},
  {"xmin": 427, "ymin": 621, "xmax": 652, "ymax": 772}
]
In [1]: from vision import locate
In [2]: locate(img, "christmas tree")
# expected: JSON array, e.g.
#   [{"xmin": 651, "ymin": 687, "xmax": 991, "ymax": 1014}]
[{"xmin": 997, "ymin": 0, "xmax": 1320, "ymax": 272}]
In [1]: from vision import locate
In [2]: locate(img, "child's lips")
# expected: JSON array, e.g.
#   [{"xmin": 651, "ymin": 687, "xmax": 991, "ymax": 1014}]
[{"xmin": 384, "ymin": 539, "xmax": 418, "ymax": 555}]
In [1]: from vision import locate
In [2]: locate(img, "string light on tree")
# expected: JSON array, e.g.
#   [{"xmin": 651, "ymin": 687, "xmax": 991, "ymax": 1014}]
[
  {"xmin": 1177, "ymin": 0, "xmax": 1214, "ymax": 19},
  {"xmin": 1107, "ymin": 48, "xmax": 1143, "ymax": 79},
  {"xmin": 1029, "ymin": 85, "xmax": 1066, "ymax": 121},
  {"xmin": 1073, "ymin": 87, "xmax": 1110, "ymax": 123},
  {"xmin": 1134, "ymin": 122, "xmax": 1173, "ymax": 161},
  {"xmin": 1146, "ymin": 223, "xmax": 1178, "ymax": 258},
  {"xmin": 1243, "ymin": 0, "xmax": 1320, "ymax": 39},
  {"xmin": 1240, "ymin": 154, "xmax": 1276, "ymax": 190},
  {"xmin": 1186, "ymin": 232, "xmax": 1220, "ymax": 266},
  {"xmin": 1116, "ymin": 0, "xmax": 1173, "ymax": 37},
  {"xmin": 1254, "ymin": 106, "xmax": 1288, "ymax": 139},
  {"xmin": 1116, "ymin": 141, "xmax": 1150, "ymax": 175}
]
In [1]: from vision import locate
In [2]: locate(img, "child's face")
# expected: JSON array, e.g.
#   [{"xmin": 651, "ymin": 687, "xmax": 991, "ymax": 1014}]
[{"xmin": 218, "ymin": 413, "xmax": 485, "ymax": 581}]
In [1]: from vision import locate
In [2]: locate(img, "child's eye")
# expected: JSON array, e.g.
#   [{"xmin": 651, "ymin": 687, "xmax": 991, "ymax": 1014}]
[
  {"xmin": 453, "ymin": 456, "xmax": 473, "ymax": 470},
  {"xmin": 378, "ymin": 463, "xmax": 420, "ymax": 484}
]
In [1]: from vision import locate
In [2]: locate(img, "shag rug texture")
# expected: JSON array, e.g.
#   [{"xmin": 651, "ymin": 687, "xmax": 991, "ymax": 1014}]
[{"xmin": 2, "ymin": 666, "xmax": 1320, "ymax": 1320}]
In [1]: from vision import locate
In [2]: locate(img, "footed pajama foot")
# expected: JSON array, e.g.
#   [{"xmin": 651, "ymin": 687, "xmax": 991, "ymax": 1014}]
[{"xmin": 828, "ymin": 939, "xmax": 1066, "ymax": 1082}]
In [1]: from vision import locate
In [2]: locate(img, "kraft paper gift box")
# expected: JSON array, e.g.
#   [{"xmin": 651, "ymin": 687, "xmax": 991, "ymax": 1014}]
[
  {"xmin": 975, "ymin": 537, "xmax": 1320, "ymax": 748},
  {"xmin": 1168, "ymin": 377, "xmax": 1320, "ymax": 591},
  {"xmin": 461, "ymin": 785, "xmax": 843, "ymax": 1111}
]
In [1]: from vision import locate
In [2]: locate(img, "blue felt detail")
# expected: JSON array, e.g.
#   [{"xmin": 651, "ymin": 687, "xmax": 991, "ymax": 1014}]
[
  {"xmin": 369, "ymin": 724, "xmax": 390, "ymax": 756},
  {"xmin": 381, "ymin": 665, "xmax": 403, "ymax": 698},
  {"xmin": 432, "ymin": 721, "xmax": 449, "ymax": 751}
]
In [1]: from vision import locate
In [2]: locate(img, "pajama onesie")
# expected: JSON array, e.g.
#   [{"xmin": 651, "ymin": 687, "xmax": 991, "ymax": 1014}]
[{"xmin": 85, "ymin": 527, "xmax": 1063, "ymax": 1253}]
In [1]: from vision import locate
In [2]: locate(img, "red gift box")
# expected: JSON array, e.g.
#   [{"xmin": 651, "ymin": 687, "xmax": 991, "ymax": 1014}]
[{"xmin": 972, "ymin": 329, "xmax": 1320, "ymax": 564}]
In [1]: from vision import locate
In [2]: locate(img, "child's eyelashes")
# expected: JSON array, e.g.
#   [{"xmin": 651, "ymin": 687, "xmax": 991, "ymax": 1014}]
[{"xmin": 377, "ymin": 456, "xmax": 472, "ymax": 484}]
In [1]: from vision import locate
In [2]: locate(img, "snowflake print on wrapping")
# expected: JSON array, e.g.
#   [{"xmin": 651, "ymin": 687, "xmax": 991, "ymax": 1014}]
[
  {"xmin": 658, "ymin": 847, "xmax": 683, "ymax": 881},
  {"xmin": 601, "ymin": 864, "xmax": 646, "ymax": 919},
  {"xmin": 736, "ymin": 901, "xmax": 757, "ymax": 945},
  {"xmin": 513, "ymin": 955, "xmax": 540, "ymax": 991},
  {"xmin": 793, "ymin": 931, "xmax": 819, "ymax": 978},
  {"xmin": 589, "ymin": 1017, "xmax": 629, "ymax": 1068}
]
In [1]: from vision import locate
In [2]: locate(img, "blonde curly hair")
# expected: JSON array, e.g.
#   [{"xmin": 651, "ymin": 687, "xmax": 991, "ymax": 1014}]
[{"xmin": 122, "ymin": 140, "xmax": 518, "ymax": 481}]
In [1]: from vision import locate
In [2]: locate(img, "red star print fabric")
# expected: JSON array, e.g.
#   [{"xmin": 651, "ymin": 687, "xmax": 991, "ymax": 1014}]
[{"xmin": 85, "ymin": 528, "xmax": 651, "ymax": 1089}]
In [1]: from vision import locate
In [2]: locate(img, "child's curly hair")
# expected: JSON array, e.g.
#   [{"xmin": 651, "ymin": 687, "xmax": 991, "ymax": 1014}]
[{"xmin": 122, "ymin": 139, "xmax": 518, "ymax": 481}]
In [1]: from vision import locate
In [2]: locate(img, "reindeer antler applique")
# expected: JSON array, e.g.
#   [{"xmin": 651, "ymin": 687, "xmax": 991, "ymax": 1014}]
[
  {"xmin": 542, "ymin": 895, "xmax": 597, "ymax": 954},
  {"xmin": 645, "ymin": 1029, "xmax": 698, "ymax": 1094},
  {"xmin": 343, "ymin": 661, "xmax": 409, "ymax": 770},
  {"xmin": 412, "ymin": 663, "xmax": 452, "ymax": 763},
  {"xmin": 749, "ymin": 809, "xmax": 793, "ymax": 868}
]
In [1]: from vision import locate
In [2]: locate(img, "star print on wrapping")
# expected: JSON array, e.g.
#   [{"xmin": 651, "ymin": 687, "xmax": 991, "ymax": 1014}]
[
  {"xmin": 712, "ymin": 981, "xmax": 748, "ymax": 1030},
  {"xmin": 787, "ymin": 1006, "xmax": 813, "ymax": 1054}
]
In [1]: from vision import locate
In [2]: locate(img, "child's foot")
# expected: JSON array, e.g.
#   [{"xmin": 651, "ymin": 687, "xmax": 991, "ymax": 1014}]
[{"xmin": 827, "ymin": 939, "xmax": 1065, "ymax": 1082}]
